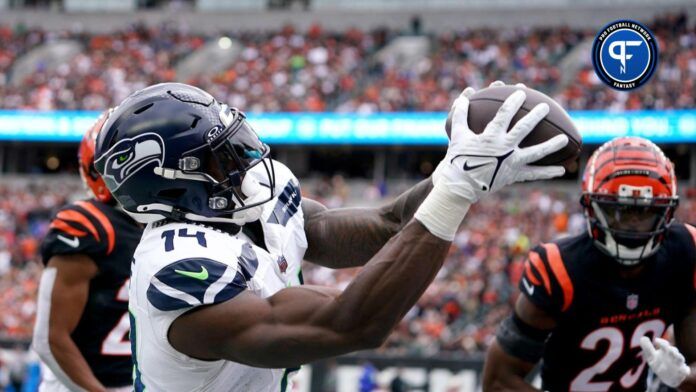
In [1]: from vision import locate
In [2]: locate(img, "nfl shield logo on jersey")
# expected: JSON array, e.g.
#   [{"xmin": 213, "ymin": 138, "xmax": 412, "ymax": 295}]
[
  {"xmin": 626, "ymin": 294, "xmax": 639, "ymax": 310},
  {"xmin": 277, "ymin": 255, "xmax": 288, "ymax": 274}
]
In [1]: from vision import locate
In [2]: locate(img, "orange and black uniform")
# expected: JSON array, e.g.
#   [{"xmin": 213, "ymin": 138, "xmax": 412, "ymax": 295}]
[
  {"xmin": 41, "ymin": 198, "xmax": 142, "ymax": 388},
  {"xmin": 520, "ymin": 223, "xmax": 696, "ymax": 392}
]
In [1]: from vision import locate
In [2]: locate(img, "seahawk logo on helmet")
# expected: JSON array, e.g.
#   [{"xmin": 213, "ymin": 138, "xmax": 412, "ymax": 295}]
[
  {"xmin": 93, "ymin": 82, "xmax": 276, "ymax": 225},
  {"xmin": 95, "ymin": 132, "xmax": 165, "ymax": 191}
]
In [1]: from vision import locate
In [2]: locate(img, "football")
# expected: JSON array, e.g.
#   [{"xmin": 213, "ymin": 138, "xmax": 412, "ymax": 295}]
[{"xmin": 446, "ymin": 86, "xmax": 582, "ymax": 172}]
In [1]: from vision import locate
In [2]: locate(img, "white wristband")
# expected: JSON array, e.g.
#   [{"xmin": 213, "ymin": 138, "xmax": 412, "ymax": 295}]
[{"xmin": 414, "ymin": 183, "xmax": 471, "ymax": 241}]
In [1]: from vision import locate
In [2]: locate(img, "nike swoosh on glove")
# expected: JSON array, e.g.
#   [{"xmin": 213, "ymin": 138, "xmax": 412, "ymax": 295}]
[
  {"xmin": 640, "ymin": 336, "xmax": 691, "ymax": 388},
  {"xmin": 433, "ymin": 89, "xmax": 568, "ymax": 203}
]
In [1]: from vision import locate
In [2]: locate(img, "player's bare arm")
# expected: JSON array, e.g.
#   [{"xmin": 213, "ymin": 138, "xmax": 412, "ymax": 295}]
[
  {"xmin": 170, "ymin": 219, "xmax": 449, "ymax": 367},
  {"xmin": 482, "ymin": 295, "xmax": 556, "ymax": 392},
  {"xmin": 675, "ymin": 299, "xmax": 696, "ymax": 391},
  {"xmin": 302, "ymin": 177, "xmax": 433, "ymax": 268},
  {"xmin": 301, "ymin": 80, "xmax": 569, "ymax": 270},
  {"xmin": 168, "ymin": 88, "xmax": 568, "ymax": 369},
  {"xmin": 35, "ymin": 254, "xmax": 107, "ymax": 392}
]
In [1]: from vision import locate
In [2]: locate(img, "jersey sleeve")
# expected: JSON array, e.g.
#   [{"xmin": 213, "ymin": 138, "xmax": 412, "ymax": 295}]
[
  {"xmin": 146, "ymin": 243, "xmax": 258, "ymax": 312},
  {"xmin": 40, "ymin": 203, "xmax": 109, "ymax": 264},
  {"xmin": 519, "ymin": 243, "xmax": 575, "ymax": 316}
]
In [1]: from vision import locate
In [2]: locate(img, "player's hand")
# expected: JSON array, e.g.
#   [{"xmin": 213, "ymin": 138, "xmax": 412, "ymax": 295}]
[
  {"xmin": 433, "ymin": 89, "xmax": 568, "ymax": 203},
  {"xmin": 640, "ymin": 337, "xmax": 691, "ymax": 388}
]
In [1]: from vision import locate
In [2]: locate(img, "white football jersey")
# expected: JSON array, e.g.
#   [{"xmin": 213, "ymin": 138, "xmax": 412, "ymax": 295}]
[{"xmin": 129, "ymin": 160, "xmax": 307, "ymax": 392}]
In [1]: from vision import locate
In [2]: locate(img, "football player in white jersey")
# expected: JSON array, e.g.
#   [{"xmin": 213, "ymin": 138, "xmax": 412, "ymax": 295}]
[{"xmin": 93, "ymin": 82, "xmax": 568, "ymax": 392}]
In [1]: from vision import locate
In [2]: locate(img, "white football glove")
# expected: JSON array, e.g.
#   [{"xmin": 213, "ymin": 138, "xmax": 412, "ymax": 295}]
[
  {"xmin": 640, "ymin": 337, "xmax": 691, "ymax": 388},
  {"xmin": 432, "ymin": 88, "xmax": 568, "ymax": 203}
]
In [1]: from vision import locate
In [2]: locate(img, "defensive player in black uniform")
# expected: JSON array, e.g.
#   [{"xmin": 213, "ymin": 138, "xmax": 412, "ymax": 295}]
[
  {"xmin": 483, "ymin": 137, "xmax": 696, "ymax": 392},
  {"xmin": 32, "ymin": 110, "xmax": 143, "ymax": 392}
]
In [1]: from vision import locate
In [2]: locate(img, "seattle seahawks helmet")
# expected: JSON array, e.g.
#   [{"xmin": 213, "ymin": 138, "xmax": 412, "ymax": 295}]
[{"xmin": 94, "ymin": 83, "xmax": 275, "ymax": 224}]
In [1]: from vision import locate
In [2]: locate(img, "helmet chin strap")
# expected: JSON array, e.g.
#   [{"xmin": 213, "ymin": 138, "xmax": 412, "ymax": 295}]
[
  {"xmin": 195, "ymin": 161, "xmax": 273, "ymax": 225},
  {"xmin": 599, "ymin": 231, "xmax": 656, "ymax": 266},
  {"xmin": 135, "ymin": 158, "xmax": 275, "ymax": 226}
]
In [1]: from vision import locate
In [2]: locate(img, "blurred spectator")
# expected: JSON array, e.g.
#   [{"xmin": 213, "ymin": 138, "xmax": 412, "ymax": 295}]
[
  {"xmin": 359, "ymin": 361, "xmax": 378, "ymax": 392},
  {"xmin": 0, "ymin": 358, "xmax": 8, "ymax": 392},
  {"xmin": 390, "ymin": 369, "xmax": 409, "ymax": 392},
  {"xmin": 2, "ymin": 345, "xmax": 28, "ymax": 392},
  {"xmin": 0, "ymin": 24, "xmax": 202, "ymax": 110},
  {"xmin": 1, "ymin": 12, "xmax": 692, "ymax": 112},
  {"xmin": 0, "ymin": 181, "xmax": 79, "ymax": 342}
]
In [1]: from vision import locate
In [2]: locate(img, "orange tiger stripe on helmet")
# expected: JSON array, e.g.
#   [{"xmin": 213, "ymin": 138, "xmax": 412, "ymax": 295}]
[
  {"xmin": 79, "ymin": 109, "xmax": 113, "ymax": 203},
  {"xmin": 582, "ymin": 137, "xmax": 676, "ymax": 198}
]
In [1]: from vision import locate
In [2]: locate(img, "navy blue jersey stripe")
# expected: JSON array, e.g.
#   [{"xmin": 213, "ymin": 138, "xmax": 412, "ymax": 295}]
[
  {"xmin": 152, "ymin": 258, "xmax": 228, "ymax": 303},
  {"xmin": 239, "ymin": 243, "xmax": 259, "ymax": 281},
  {"xmin": 268, "ymin": 180, "xmax": 301, "ymax": 226},
  {"xmin": 147, "ymin": 257, "xmax": 250, "ymax": 311},
  {"xmin": 214, "ymin": 270, "xmax": 248, "ymax": 303},
  {"xmin": 146, "ymin": 282, "xmax": 192, "ymax": 311}
]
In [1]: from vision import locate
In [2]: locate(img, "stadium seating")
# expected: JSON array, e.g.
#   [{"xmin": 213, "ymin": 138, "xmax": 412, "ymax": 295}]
[{"xmin": 0, "ymin": 13, "xmax": 692, "ymax": 112}]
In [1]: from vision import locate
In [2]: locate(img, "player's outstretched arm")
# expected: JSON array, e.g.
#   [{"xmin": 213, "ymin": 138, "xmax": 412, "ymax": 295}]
[
  {"xmin": 302, "ymin": 82, "xmax": 564, "ymax": 270},
  {"xmin": 170, "ymin": 219, "xmax": 449, "ymax": 367},
  {"xmin": 482, "ymin": 295, "xmax": 556, "ymax": 392},
  {"xmin": 674, "ymin": 299, "xmax": 696, "ymax": 391},
  {"xmin": 32, "ymin": 255, "xmax": 107, "ymax": 392},
  {"xmin": 302, "ymin": 177, "xmax": 432, "ymax": 269},
  {"xmin": 170, "ymin": 89, "xmax": 568, "ymax": 369}
]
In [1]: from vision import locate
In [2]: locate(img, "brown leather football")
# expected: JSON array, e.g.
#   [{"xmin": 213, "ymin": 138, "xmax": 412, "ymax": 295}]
[{"xmin": 445, "ymin": 86, "xmax": 582, "ymax": 172}]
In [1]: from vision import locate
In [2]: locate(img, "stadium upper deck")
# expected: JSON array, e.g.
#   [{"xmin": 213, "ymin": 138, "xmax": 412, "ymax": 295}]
[{"xmin": 0, "ymin": 13, "xmax": 693, "ymax": 112}]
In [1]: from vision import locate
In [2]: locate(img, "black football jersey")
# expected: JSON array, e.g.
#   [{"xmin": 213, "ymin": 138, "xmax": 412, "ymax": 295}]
[
  {"xmin": 519, "ymin": 223, "xmax": 696, "ymax": 392},
  {"xmin": 41, "ymin": 198, "xmax": 142, "ymax": 387}
]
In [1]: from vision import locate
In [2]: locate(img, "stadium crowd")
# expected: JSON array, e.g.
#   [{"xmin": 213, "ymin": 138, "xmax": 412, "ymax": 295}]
[
  {"xmin": 2, "ymin": 179, "xmax": 694, "ymax": 358},
  {"xmin": 303, "ymin": 184, "xmax": 586, "ymax": 356},
  {"xmin": 0, "ymin": 13, "xmax": 693, "ymax": 112},
  {"xmin": 556, "ymin": 13, "xmax": 695, "ymax": 111},
  {"xmin": 0, "ymin": 181, "xmax": 74, "ymax": 342}
]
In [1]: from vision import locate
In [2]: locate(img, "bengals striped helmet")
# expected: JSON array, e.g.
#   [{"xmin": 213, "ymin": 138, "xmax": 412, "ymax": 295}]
[
  {"xmin": 78, "ymin": 109, "xmax": 113, "ymax": 203},
  {"xmin": 581, "ymin": 137, "xmax": 678, "ymax": 265}
]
